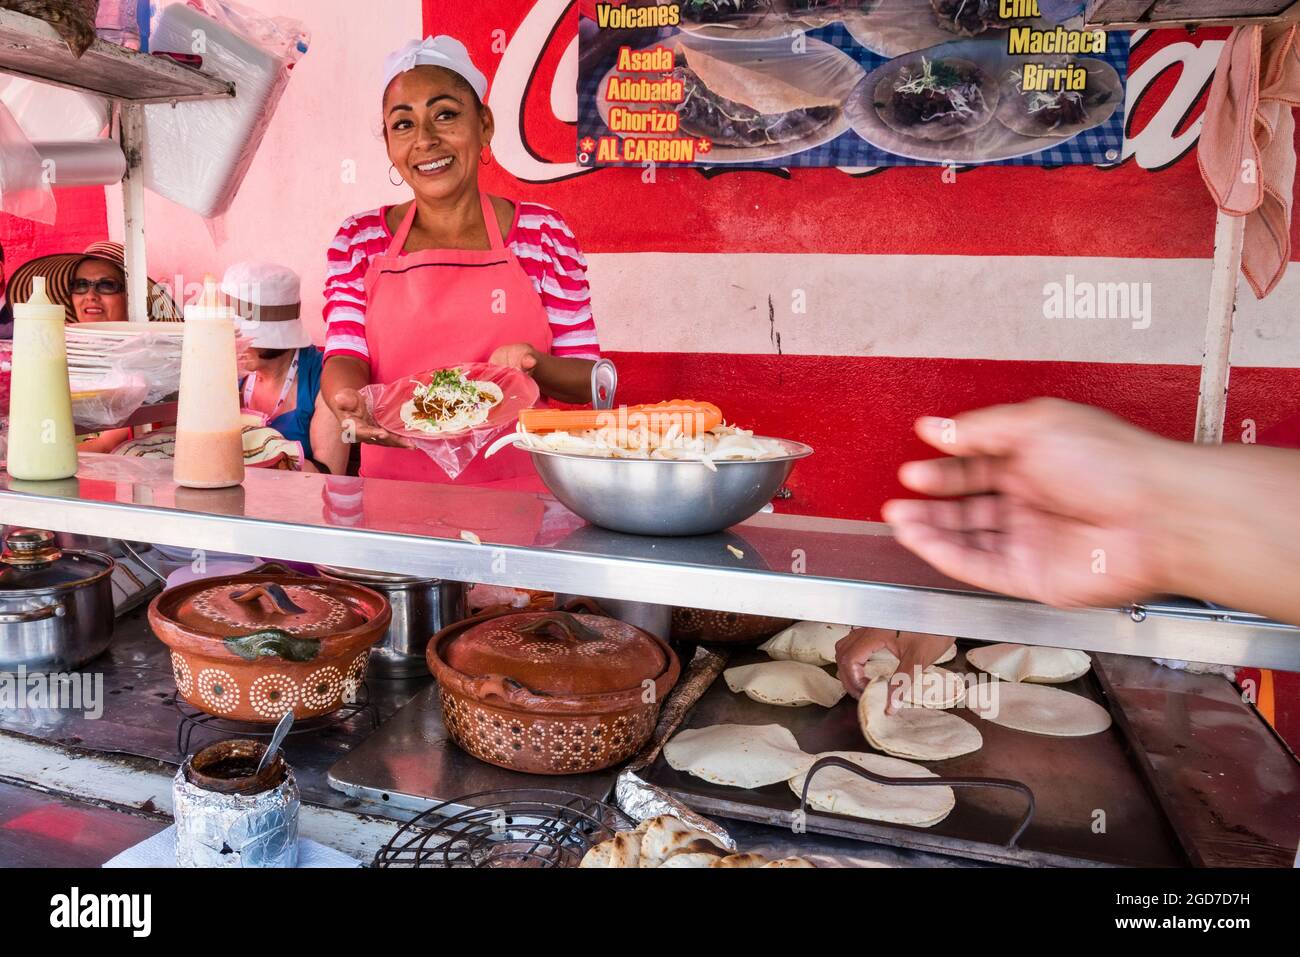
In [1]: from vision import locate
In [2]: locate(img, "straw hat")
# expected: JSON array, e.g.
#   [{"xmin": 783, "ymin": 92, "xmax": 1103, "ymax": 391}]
[{"xmin": 7, "ymin": 241, "xmax": 181, "ymax": 323}]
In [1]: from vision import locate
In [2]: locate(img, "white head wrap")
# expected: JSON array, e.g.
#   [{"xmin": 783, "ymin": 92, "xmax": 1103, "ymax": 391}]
[{"xmin": 381, "ymin": 36, "xmax": 488, "ymax": 101}]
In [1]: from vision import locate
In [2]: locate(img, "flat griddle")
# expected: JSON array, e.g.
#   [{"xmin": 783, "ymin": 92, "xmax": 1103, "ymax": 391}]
[{"xmin": 641, "ymin": 646, "xmax": 1188, "ymax": 867}]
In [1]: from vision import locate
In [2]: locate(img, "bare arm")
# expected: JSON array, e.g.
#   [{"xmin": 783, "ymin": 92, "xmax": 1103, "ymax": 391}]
[
  {"xmin": 531, "ymin": 353, "xmax": 595, "ymax": 405},
  {"xmin": 308, "ymin": 393, "xmax": 351, "ymax": 474},
  {"xmin": 1147, "ymin": 441, "xmax": 1300, "ymax": 625},
  {"xmin": 78, "ymin": 428, "xmax": 131, "ymax": 454},
  {"xmin": 881, "ymin": 398, "xmax": 1300, "ymax": 626}
]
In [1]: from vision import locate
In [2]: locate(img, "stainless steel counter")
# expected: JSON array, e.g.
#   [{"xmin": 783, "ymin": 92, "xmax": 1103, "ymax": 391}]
[{"xmin": 2, "ymin": 454, "xmax": 1297, "ymax": 671}]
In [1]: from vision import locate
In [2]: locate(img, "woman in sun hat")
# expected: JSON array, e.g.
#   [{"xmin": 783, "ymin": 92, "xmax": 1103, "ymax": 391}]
[
  {"xmin": 224, "ymin": 261, "xmax": 349, "ymax": 475},
  {"xmin": 319, "ymin": 35, "xmax": 601, "ymax": 488},
  {"xmin": 6, "ymin": 240, "xmax": 181, "ymax": 324},
  {"xmin": 5, "ymin": 242, "xmax": 180, "ymax": 452}
]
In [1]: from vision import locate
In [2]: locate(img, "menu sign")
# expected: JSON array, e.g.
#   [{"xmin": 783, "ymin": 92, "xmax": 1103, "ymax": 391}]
[{"xmin": 576, "ymin": 1, "xmax": 1128, "ymax": 167}]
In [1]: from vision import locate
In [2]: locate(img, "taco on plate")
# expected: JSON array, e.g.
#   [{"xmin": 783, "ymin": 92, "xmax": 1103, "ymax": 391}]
[
  {"xmin": 931, "ymin": 0, "xmax": 1035, "ymax": 35},
  {"xmin": 873, "ymin": 55, "xmax": 998, "ymax": 142},
  {"xmin": 399, "ymin": 368, "xmax": 504, "ymax": 435},
  {"xmin": 679, "ymin": 0, "xmax": 774, "ymax": 25},
  {"xmin": 995, "ymin": 58, "xmax": 1122, "ymax": 138},
  {"xmin": 667, "ymin": 44, "xmax": 841, "ymax": 148}
]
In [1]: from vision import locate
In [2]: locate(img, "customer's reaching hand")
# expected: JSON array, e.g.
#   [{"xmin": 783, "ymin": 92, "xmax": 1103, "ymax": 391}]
[{"xmin": 882, "ymin": 398, "xmax": 1300, "ymax": 627}]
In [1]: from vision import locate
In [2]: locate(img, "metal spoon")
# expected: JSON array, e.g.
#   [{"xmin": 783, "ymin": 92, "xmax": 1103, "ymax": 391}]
[{"xmin": 257, "ymin": 711, "xmax": 294, "ymax": 775}]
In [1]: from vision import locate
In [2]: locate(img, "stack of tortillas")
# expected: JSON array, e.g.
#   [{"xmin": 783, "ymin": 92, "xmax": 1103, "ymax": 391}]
[
  {"xmin": 664, "ymin": 723, "xmax": 815, "ymax": 789},
  {"xmin": 858, "ymin": 679, "xmax": 983, "ymax": 760},
  {"xmin": 758, "ymin": 621, "xmax": 851, "ymax": 665},
  {"xmin": 580, "ymin": 814, "xmax": 814, "ymax": 868},
  {"xmin": 789, "ymin": 751, "xmax": 956, "ymax": 827},
  {"xmin": 965, "ymin": 643, "xmax": 1091, "ymax": 683},
  {"xmin": 724, "ymin": 660, "xmax": 846, "ymax": 708},
  {"xmin": 967, "ymin": 682, "xmax": 1112, "ymax": 736}
]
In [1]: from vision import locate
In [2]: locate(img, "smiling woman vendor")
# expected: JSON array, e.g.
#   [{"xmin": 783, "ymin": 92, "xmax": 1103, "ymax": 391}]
[{"xmin": 321, "ymin": 36, "xmax": 600, "ymax": 486}]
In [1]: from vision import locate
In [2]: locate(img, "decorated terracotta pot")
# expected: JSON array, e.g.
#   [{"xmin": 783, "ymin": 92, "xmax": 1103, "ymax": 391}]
[
  {"xmin": 427, "ymin": 604, "xmax": 680, "ymax": 775},
  {"xmin": 670, "ymin": 607, "xmax": 795, "ymax": 646},
  {"xmin": 149, "ymin": 572, "xmax": 391, "ymax": 723}
]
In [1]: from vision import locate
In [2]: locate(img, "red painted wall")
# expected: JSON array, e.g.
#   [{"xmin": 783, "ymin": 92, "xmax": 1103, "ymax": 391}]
[
  {"xmin": 605, "ymin": 355, "xmax": 1300, "ymax": 519},
  {"xmin": 0, "ymin": 186, "xmax": 108, "ymax": 287}
]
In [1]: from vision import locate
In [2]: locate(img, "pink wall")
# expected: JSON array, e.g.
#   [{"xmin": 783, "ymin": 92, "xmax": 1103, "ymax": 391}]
[{"xmin": 104, "ymin": 0, "xmax": 424, "ymax": 322}]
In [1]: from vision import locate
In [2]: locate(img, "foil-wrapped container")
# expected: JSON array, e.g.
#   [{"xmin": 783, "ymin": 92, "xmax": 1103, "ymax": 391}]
[
  {"xmin": 173, "ymin": 739, "xmax": 300, "ymax": 868},
  {"xmin": 614, "ymin": 645, "xmax": 737, "ymax": 850}
]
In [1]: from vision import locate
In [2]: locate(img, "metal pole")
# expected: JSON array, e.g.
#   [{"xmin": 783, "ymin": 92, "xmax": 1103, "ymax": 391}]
[
  {"xmin": 1193, "ymin": 209, "xmax": 1245, "ymax": 444},
  {"xmin": 117, "ymin": 102, "xmax": 149, "ymax": 323}
]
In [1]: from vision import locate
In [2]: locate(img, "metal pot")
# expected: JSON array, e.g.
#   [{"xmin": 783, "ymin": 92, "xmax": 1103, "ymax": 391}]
[
  {"xmin": 0, "ymin": 529, "xmax": 115, "ymax": 672},
  {"xmin": 317, "ymin": 565, "xmax": 466, "ymax": 677}
]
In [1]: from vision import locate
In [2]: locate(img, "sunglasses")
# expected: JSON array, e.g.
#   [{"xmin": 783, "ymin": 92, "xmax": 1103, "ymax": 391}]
[{"xmin": 71, "ymin": 278, "xmax": 124, "ymax": 296}]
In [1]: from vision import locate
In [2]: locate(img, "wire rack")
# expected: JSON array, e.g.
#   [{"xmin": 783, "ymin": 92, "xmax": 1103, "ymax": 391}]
[
  {"xmin": 170, "ymin": 683, "xmax": 379, "ymax": 755},
  {"xmin": 373, "ymin": 788, "xmax": 634, "ymax": 869}
]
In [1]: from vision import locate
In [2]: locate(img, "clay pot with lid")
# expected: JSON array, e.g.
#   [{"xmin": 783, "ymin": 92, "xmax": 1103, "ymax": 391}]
[
  {"xmin": 149, "ymin": 571, "xmax": 391, "ymax": 723},
  {"xmin": 427, "ymin": 600, "xmax": 680, "ymax": 775}
]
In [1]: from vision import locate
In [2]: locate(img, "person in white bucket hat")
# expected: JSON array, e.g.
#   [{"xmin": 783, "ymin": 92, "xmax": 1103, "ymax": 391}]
[
  {"xmin": 317, "ymin": 35, "xmax": 601, "ymax": 489},
  {"xmin": 223, "ymin": 261, "xmax": 349, "ymax": 475}
]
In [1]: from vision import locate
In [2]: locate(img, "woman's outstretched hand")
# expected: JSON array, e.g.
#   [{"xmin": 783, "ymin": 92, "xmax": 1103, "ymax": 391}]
[{"xmin": 331, "ymin": 388, "xmax": 413, "ymax": 449}]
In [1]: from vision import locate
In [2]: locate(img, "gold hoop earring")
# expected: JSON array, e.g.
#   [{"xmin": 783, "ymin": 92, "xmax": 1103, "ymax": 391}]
[{"xmin": 388, "ymin": 165, "xmax": 403, "ymax": 186}]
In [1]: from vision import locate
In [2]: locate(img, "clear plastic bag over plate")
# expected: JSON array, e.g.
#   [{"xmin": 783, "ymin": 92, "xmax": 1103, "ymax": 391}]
[{"xmin": 361, "ymin": 363, "xmax": 540, "ymax": 480}]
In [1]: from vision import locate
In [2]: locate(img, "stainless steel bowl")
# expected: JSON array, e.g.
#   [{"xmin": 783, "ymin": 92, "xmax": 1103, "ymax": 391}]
[{"xmin": 528, "ymin": 438, "xmax": 812, "ymax": 536}]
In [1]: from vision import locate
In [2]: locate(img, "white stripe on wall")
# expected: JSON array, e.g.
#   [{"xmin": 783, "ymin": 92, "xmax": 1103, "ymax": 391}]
[{"xmin": 585, "ymin": 253, "xmax": 1300, "ymax": 367}]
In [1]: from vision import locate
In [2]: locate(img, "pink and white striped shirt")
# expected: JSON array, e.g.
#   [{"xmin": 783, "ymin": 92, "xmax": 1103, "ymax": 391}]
[{"xmin": 322, "ymin": 201, "xmax": 600, "ymax": 363}]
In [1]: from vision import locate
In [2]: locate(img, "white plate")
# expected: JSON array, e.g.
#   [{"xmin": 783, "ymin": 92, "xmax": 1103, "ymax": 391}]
[
  {"xmin": 596, "ymin": 34, "xmax": 864, "ymax": 165},
  {"xmin": 845, "ymin": 39, "xmax": 1095, "ymax": 163},
  {"xmin": 845, "ymin": 9, "xmax": 1071, "ymax": 59},
  {"xmin": 64, "ymin": 321, "xmax": 185, "ymax": 338}
]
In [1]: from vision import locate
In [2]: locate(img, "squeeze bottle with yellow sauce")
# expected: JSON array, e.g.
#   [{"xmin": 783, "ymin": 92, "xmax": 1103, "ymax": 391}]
[
  {"xmin": 173, "ymin": 276, "xmax": 244, "ymax": 489},
  {"xmin": 6, "ymin": 277, "xmax": 78, "ymax": 481}
]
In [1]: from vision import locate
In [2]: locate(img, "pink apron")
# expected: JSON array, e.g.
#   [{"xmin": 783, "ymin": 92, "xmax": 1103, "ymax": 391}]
[{"xmin": 361, "ymin": 193, "xmax": 552, "ymax": 486}]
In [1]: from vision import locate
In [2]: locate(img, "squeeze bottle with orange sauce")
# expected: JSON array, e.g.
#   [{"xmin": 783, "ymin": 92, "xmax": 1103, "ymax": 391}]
[
  {"xmin": 173, "ymin": 276, "xmax": 244, "ymax": 489},
  {"xmin": 6, "ymin": 277, "xmax": 78, "ymax": 481}
]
